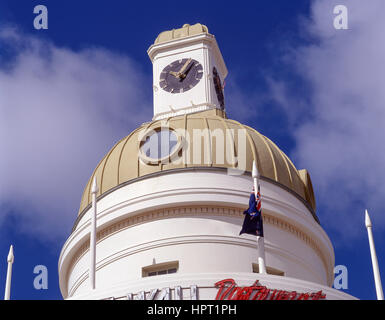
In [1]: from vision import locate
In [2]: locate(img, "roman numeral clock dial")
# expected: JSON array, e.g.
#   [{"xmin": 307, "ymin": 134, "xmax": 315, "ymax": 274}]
[{"xmin": 159, "ymin": 58, "xmax": 203, "ymax": 93}]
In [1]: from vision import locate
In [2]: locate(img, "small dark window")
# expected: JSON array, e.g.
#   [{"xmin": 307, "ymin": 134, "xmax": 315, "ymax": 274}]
[{"xmin": 142, "ymin": 261, "xmax": 179, "ymax": 277}]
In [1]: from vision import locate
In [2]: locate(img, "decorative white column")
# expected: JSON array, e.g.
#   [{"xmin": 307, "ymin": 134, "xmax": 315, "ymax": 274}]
[
  {"xmin": 365, "ymin": 209, "xmax": 384, "ymax": 300},
  {"xmin": 90, "ymin": 177, "xmax": 98, "ymax": 290},
  {"xmin": 4, "ymin": 245, "xmax": 14, "ymax": 300}
]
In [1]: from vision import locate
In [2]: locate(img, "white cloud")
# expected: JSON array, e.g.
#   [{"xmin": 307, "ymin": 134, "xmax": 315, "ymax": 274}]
[
  {"xmin": 0, "ymin": 27, "xmax": 151, "ymax": 241},
  {"xmin": 268, "ymin": 0, "xmax": 385, "ymax": 242}
]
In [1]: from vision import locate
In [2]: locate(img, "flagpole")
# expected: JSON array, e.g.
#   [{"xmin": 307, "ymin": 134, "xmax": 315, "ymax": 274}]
[
  {"xmin": 4, "ymin": 245, "xmax": 14, "ymax": 300},
  {"xmin": 252, "ymin": 161, "xmax": 266, "ymax": 274},
  {"xmin": 90, "ymin": 177, "xmax": 98, "ymax": 290},
  {"xmin": 365, "ymin": 209, "xmax": 384, "ymax": 300}
]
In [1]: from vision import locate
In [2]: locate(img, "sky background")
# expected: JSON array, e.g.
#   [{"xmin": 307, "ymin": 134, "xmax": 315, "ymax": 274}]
[{"xmin": 0, "ymin": 0, "xmax": 384, "ymax": 300}]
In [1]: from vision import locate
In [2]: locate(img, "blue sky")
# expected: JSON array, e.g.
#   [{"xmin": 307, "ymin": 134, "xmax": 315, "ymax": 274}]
[{"xmin": 0, "ymin": 0, "xmax": 384, "ymax": 300}]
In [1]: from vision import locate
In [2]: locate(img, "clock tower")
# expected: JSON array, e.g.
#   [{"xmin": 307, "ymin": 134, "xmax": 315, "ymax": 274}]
[{"xmin": 148, "ymin": 23, "xmax": 228, "ymax": 120}]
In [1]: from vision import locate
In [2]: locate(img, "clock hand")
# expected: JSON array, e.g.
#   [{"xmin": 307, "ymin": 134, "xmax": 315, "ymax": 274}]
[
  {"xmin": 179, "ymin": 62, "xmax": 194, "ymax": 79},
  {"xmin": 177, "ymin": 58, "xmax": 192, "ymax": 77},
  {"xmin": 169, "ymin": 71, "xmax": 179, "ymax": 78}
]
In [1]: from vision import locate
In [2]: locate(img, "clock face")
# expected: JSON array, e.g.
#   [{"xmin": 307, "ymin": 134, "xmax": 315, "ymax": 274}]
[
  {"xmin": 139, "ymin": 127, "xmax": 181, "ymax": 165},
  {"xmin": 213, "ymin": 67, "xmax": 225, "ymax": 109},
  {"xmin": 140, "ymin": 129, "xmax": 178, "ymax": 160},
  {"xmin": 159, "ymin": 58, "xmax": 203, "ymax": 93}
]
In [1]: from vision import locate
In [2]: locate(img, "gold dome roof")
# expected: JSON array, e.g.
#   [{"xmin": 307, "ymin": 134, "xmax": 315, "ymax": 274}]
[
  {"xmin": 154, "ymin": 23, "xmax": 209, "ymax": 45},
  {"xmin": 78, "ymin": 109, "xmax": 317, "ymax": 221}
]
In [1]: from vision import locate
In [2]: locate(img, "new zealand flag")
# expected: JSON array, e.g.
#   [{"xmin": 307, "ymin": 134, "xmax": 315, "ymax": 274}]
[{"xmin": 239, "ymin": 187, "xmax": 264, "ymax": 237}]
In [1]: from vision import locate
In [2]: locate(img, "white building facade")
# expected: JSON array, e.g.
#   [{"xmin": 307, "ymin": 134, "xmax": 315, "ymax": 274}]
[{"xmin": 58, "ymin": 23, "xmax": 356, "ymax": 300}]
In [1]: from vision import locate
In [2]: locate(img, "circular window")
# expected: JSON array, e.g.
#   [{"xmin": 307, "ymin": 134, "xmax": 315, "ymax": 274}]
[{"xmin": 139, "ymin": 128, "xmax": 180, "ymax": 164}]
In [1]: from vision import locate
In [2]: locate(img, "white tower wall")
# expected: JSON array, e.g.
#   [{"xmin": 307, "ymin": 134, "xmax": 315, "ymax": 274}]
[{"xmin": 59, "ymin": 169, "xmax": 347, "ymax": 299}]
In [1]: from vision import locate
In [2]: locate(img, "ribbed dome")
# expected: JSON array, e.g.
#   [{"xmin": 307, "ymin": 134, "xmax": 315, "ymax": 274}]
[{"xmin": 78, "ymin": 109, "xmax": 316, "ymax": 218}]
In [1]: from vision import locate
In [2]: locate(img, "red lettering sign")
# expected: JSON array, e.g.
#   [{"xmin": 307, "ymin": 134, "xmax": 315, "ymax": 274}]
[{"xmin": 214, "ymin": 279, "xmax": 326, "ymax": 301}]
